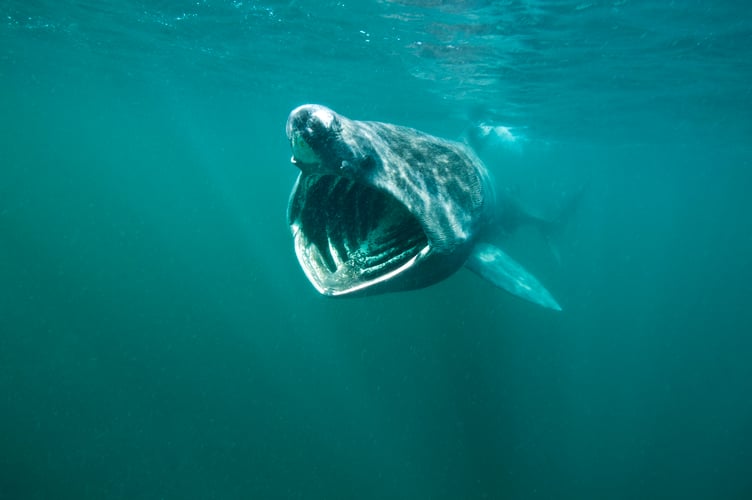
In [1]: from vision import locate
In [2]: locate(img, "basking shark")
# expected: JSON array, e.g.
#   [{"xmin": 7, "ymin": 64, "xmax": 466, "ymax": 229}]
[{"xmin": 285, "ymin": 104, "xmax": 562, "ymax": 311}]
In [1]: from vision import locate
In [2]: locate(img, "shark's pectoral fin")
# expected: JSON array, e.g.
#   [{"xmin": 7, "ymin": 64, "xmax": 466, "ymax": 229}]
[{"xmin": 465, "ymin": 242, "xmax": 562, "ymax": 311}]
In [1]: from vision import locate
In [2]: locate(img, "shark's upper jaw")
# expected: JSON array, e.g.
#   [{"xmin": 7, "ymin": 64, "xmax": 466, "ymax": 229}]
[{"xmin": 288, "ymin": 173, "xmax": 431, "ymax": 296}]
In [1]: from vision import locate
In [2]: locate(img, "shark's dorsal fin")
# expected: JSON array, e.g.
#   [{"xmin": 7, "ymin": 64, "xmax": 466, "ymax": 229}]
[{"xmin": 466, "ymin": 242, "xmax": 562, "ymax": 311}]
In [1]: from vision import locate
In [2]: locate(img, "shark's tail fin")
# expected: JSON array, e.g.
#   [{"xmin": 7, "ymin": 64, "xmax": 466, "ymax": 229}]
[
  {"xmin": 498, "ymin": 183, "xmax": 586, "ymax": 264},
  {"xmin": 541, "ymin": 184, "xmax": 585, "ymax": 264}
]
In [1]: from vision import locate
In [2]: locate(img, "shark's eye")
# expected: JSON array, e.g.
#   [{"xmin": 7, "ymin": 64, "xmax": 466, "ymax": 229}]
[{"xmin": 340, "ymin": 156, "xmax": 374, "ymax": 175}]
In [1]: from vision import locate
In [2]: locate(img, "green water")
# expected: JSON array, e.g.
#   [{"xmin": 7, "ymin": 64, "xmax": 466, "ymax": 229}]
[{"xmin": 2, "ymin": 1, "xmax": 751, "ymax": 499}]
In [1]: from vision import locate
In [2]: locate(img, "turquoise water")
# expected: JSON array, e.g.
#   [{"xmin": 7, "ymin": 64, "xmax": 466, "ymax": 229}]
[{"xmin": 2, "ymin": 1, "xmax": 751, "ymax": 498}]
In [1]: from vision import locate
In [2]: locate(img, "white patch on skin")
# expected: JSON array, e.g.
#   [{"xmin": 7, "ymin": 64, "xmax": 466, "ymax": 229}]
[{"xmin": 312, "ymin": 108, "xmax": 334, "ymax": 129}]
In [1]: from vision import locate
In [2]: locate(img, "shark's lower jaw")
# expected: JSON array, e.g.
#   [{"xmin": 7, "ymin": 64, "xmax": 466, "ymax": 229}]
[{"xmin": 290, "ymin": 174, "xmax": 430, "ymax": 296}]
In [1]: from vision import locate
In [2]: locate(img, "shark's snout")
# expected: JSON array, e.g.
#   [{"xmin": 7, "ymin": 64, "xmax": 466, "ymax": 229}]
[
  {"xmin": 286, "ymin": 104, "xmax": 336, "ymax": 138},
  {"xmin": 286, "ymin": 105, "xmax": 342, "ymax": 167},
  {"xmin": 287, "ymin": 104, "xmax": 369, "ymax": 180}
]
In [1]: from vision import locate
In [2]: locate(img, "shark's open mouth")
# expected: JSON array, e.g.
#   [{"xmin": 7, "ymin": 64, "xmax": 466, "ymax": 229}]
[{"xmin": 289, "ymin": 174, "xmax": 430, "ymax": 296}]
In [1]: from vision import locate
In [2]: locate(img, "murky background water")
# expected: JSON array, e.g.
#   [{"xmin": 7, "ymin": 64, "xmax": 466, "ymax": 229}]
[{"xmin": 2, "ymin": 1, "xmax": 751, "ymax": 498}]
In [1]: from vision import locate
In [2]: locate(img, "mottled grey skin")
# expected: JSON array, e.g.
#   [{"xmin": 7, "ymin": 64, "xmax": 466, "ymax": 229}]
[{"xmin": 285, "ymin": 104, "xmax": 561, "ymax": 309}]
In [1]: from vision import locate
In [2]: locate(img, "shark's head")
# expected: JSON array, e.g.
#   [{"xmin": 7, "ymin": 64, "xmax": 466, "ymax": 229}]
[
  {"xmin": 286, "ymin": 105, "xmax": 354, "ymax": 172},
  {"xmin": 285, "ymin": 104, "xmax": 489, "ymax": 297}
]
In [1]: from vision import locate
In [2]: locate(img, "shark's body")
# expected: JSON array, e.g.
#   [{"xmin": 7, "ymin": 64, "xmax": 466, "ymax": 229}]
[{"xmin": 285, "ymin": 104, "xmax": 562, "ymax": 310}]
